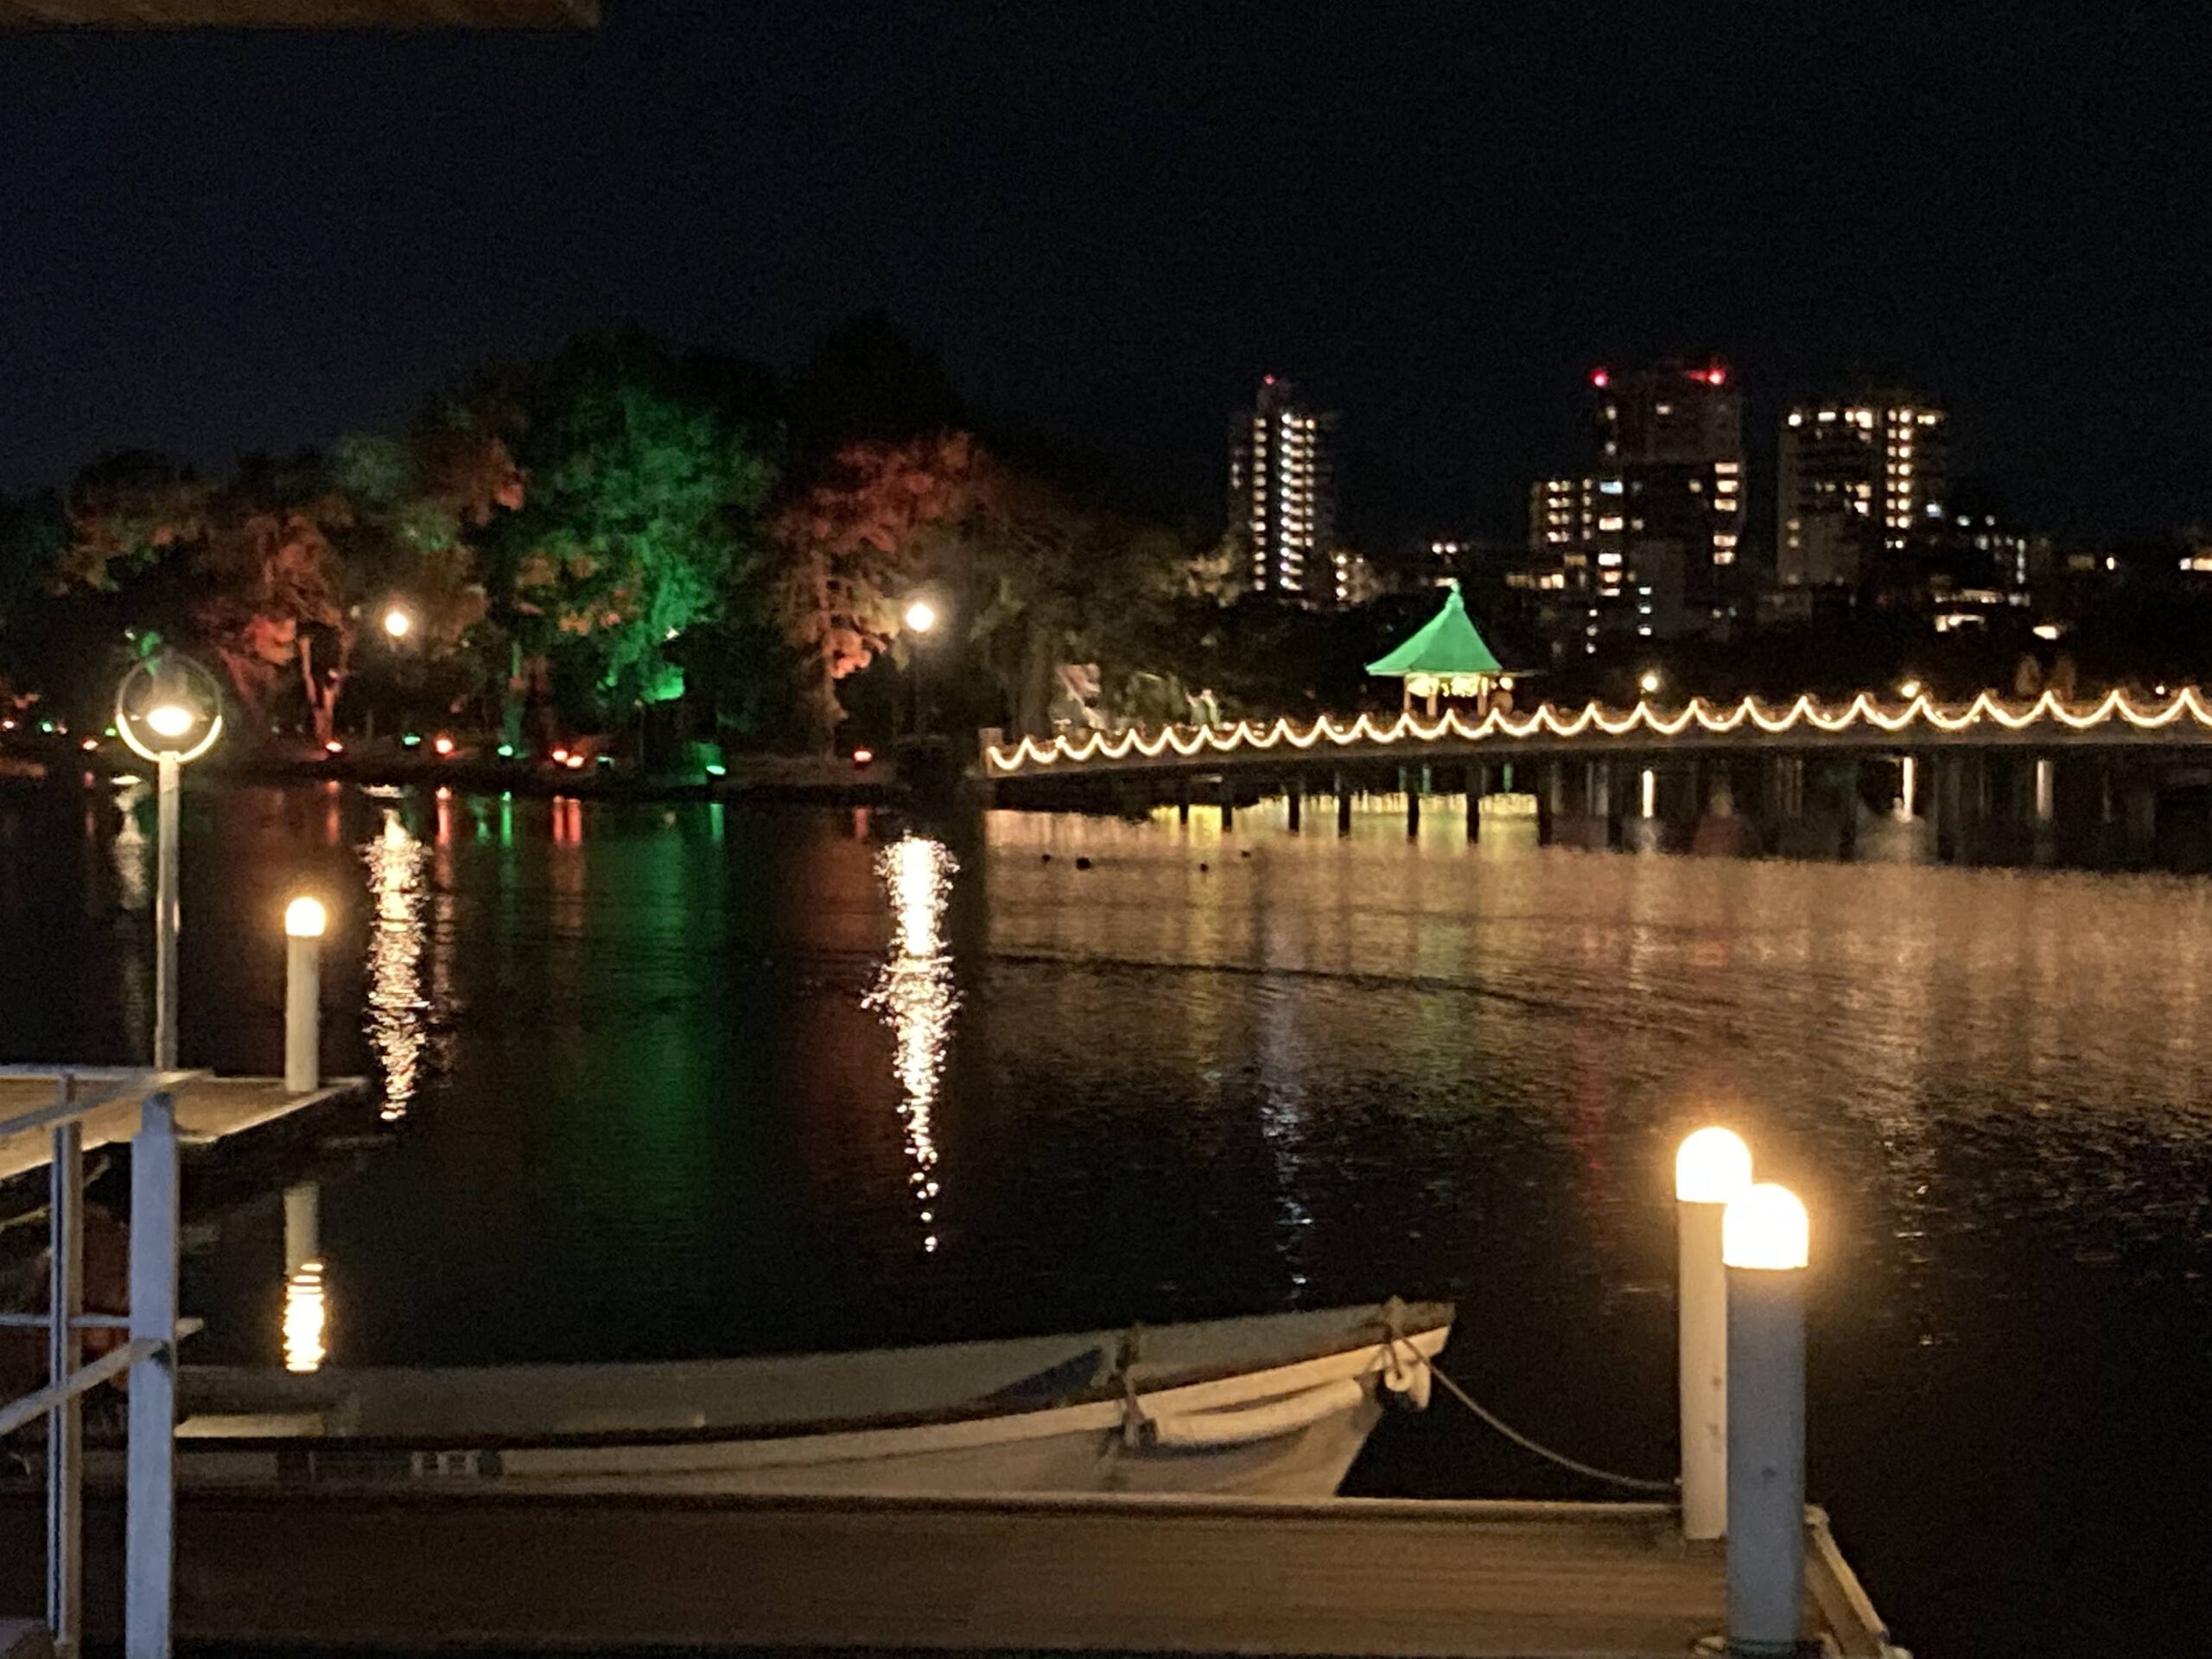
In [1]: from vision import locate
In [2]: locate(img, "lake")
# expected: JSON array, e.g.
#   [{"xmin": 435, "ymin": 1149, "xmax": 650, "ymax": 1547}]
[{"xmin": 3, "ymin": 777, "xmax": 2209, "ymax": 1658}]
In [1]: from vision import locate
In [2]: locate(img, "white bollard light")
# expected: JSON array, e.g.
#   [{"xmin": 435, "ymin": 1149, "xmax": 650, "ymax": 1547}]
[
  {"xmin": 1675, "ymin": 1127, "xmax": 1752, "ymax": 1541},
  {"xmin": 283, "ymin": 896, "xmax": 326, "ymax": 1094},
  {"xmin": 1722, "ymin": 1182, "xmax": 1811, "ymax": 1657}
]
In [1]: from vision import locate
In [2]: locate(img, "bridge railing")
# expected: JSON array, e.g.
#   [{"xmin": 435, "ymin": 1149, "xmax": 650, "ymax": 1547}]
[{"xmin": 983, "ymin": 687, "xmax": 2212, "ymax": 779}]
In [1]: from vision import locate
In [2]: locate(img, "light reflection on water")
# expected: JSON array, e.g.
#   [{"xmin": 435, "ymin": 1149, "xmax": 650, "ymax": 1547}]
[
  {"xmin": 863, "ymin": 834, "xmax": 958, "ymax": 1255},
  {"xmin": 362, "ymin": 809, "xmax": 429, "ymax": 1122}
]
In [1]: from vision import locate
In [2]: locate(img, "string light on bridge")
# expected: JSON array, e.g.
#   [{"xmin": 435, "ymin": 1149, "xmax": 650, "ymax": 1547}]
[{"xmin": 987, "ymin": 687, "xmax": 2212, "ymax": 774}]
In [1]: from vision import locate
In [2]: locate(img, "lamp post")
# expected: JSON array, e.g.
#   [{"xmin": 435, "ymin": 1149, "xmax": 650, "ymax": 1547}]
[
  {"xmin": 1722, "ymin": 1181, "xmax": 1811, "ymax": 1656},
  {"xmin": 1675, "ymin": 1126, "xmax": 1753, "ymax": 1541},
  {"xmin": 902, "ymin": 599, "xmax": 938, "ymax": 741},
  {"xmin": 382, "ymin": 605, "xmax": 413, "ymax": 643},
  {"xmin": 115, "ymin": 653, "xmax": 224, "ymax": 1069}
]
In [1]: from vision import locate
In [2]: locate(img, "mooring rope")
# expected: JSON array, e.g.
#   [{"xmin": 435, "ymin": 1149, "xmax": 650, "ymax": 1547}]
[{"xmin": 1394, "ymin": 1336, "xmax": 1678, "ymax": 1494}]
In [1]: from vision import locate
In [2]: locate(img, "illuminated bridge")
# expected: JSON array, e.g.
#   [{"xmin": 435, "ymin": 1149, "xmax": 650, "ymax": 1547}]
[{"xmin": 981, "ymin": 689, "xmax": 2212, "ymax": 864}]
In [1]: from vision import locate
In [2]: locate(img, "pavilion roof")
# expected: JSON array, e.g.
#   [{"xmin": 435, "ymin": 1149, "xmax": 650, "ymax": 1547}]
[{"xmin": 1364, "ymin": 582, "xmax": 1503, "ymax": 677}]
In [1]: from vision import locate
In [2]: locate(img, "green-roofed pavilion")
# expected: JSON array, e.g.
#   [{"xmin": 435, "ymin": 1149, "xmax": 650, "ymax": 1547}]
[{"xmin": 1366, "ymin": 581, "xmax": 1511, "ymax": 714}]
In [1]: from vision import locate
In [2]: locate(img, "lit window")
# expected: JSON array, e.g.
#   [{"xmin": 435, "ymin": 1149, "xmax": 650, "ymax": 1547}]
[
  {"xmin": 1599, "ymin": 479, "xmax": 1624, "ymax": 494},
  {"xmin": 1598, "ymin": 516, "xmax": 1624, "ymax": 532},
  {"xmin": 1714, "ymin": 550, "xmax": 1738, "ymax": 566}
]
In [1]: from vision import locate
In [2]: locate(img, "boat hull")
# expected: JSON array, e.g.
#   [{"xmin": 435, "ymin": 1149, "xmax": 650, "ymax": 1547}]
[{"xmin": 172, "ymin": 1304, "xmax": 1452, "ymax": 1499}]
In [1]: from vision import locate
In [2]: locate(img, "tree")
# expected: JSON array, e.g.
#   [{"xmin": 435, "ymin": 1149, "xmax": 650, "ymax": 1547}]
[
  {"xmin": 465, "ymin": 334, "xmax": 779, "ymax": 741},
  {"xmin": 768, "ymin": 432, "xmax": 981, "ymax": 747},
  {"xmin": 189, "ymin": 457, "xmax": 364, "ymax": 744}
]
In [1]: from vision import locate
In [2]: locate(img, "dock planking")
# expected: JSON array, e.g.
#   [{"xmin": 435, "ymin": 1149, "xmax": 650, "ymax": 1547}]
[
  {"xmin": 0, "ymin": 1072, "xmax": 368, "ymax": 1186},
  {"xmin": 0, "ymin": 1489, "xmax": 1893, "ymax": 1656}
]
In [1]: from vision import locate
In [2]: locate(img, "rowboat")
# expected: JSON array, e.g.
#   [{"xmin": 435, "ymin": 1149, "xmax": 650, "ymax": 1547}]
[{"xmin": 170, "ymin": 1299, "xmax": 1452, "ymax": 1497}]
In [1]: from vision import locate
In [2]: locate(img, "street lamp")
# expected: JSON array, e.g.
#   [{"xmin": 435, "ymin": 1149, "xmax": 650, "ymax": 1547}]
[
  {"xmin": 382, "ymin": 605, "xmax": 413, "ymax": 641},
  {"xmin": 1639, "ymin": 670, "xmax": 1663, "ymax": 696},
  {"xmin": 902, "ymin": 599, "xmax": 941, "ymax": 739},
  {"xmin": 115, "ymin": 652, "xmax": 224, "ymax": 1069}
]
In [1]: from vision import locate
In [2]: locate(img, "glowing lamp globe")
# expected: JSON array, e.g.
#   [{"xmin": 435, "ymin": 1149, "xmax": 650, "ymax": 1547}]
[
  {"xmin": 1722, "ymin": 1183, "xmax": 1810, "ymax": 1272},
  {"xmin": 905, "ymin": 600, "xmax": 938, "ymax": 634},
  {"xmin": 283, "ymin": 896, "xmax": 327, "ymax": 939},
  {"xmin": 145, "ymin": 702, "xmax": 194, "ymax": 741},
  {"xmin": 383, "ymin": 607, "xmax": 412, "ymax": 639},
  {"xmin": 1899, "ymin": 678, "xmax": 1922, "ymax": 700},
  {"xmin": 1675, "ymin": 1126, "xmax": 1752, "ymax": 1205},
  {"xmin": 1639, "ymin": 671, "xmax": 1662, "ymax": 696}
]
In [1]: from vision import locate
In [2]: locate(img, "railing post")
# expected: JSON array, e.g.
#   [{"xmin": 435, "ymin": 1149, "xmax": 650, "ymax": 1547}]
[
  {"xmin": 125, "ymin": 1089, "xmax": 179, "ymax": 1659},
  {"xmin": 154, "ymin": 751, "xmax": 181, "ymax": 1070},
  {"xmin": 48, "ymin": 1090, "xmax": 84, "ymax": 1659}
]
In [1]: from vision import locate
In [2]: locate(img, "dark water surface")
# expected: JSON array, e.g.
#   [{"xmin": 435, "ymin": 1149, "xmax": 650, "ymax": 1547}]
[{"xmin": 3, "ymin": 779, "xmax": 2210, "ymax": 1657}]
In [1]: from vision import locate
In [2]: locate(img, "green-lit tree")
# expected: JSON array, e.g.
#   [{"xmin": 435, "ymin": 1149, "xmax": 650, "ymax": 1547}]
[{"xmin": 464, "ymin": 334, "xmax": 780, "ymax": 745}]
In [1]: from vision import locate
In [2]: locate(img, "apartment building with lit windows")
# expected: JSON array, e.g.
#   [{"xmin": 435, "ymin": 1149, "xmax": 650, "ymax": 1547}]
[
  {"xmin": 1519, "ymin": 362, "xmax": 1742, "ymax": 657},
  {"xmin": 1777, "ymin": 393, "xmax": 1948, "ymax": 588},
  {"xmin": 1227, "ymin": 376, "xmax": 1339, "ymax": 603}
]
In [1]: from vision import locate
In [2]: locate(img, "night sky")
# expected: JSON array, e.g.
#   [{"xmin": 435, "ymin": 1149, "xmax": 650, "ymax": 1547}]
[{"xmin": 3, "ymin": 4, "xmax": 2206, "ymax": 546}]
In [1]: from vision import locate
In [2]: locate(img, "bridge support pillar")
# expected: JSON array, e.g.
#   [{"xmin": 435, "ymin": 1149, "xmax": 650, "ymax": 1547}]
[
  {"xmin": 2125, "ymin": 780, "xmax": 2158, "ymax": 865},
  {"xmin": 1219, "ymin": 776, "xmax": 1235, "ymax": 832},
  {"xmin": 1402, "ymin": 766, "xmax": 1421, "ymax": 838},
  {"xmin": 1287, "ymin": 776, "xmax": 1302, "ymax": 833},
  {"xmin": 1839, "ymin": 761, "xmax": 1861, "ymax": 861},
  {"xmin": 1336, "ymin": 772, "xmax": 1353, "ymax": 836},
  {"xmin": 1933, "ymin": 754, "xmax": 1967, "ymax": 864},
  {"xmin": 2031, "ymin": 758, "xmax": 2056, "ymax": 865},
  {"xmin": 1466, "ymin": 764, "xmax": 1484, "ymax": 842},
  {"xmin": 1178, "ymin": 781, "xmax": 1191, "ymax": 826}
]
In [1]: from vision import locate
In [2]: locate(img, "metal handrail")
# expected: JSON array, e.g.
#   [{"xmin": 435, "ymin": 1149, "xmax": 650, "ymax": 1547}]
[{"xmin": 0, "ymin": 1073, "xmax": 188, "ymax": 1659}]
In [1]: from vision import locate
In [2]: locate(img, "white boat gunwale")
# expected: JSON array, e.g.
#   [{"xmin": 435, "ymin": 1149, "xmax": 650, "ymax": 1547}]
[{"xmin": 175, "ymin": 1300, "xmax": 1454, "ymax": 1459}]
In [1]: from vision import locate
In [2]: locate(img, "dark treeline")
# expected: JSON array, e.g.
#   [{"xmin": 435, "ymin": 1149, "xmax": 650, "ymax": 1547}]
[{"xmin": 0, "ymin": 316, "xmax": 1432, "ymax": 760}]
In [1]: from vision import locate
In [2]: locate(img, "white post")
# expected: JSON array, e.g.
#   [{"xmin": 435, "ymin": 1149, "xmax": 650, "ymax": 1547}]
[
  {"xmin": 153, "ymin": 751, "xmax": 181, "ymax": 1069},
  {"xmin": 47, "ymin": 1096, "xmax": 84, "ymax": 1659},
  {"xmin": 1675, "ymin": 1128, "xmax": 1751, "ymax": 1541},
  {"xmin": 2034, "ymin": 758, "xmax": 2055, "ymax": 823},
  {"xmin": 283, "ymin": 898, "xmax": 325, "ymax": 1093},
  {"xmin": 283, "ymin": 1182, "xmax": 320, "ymax": 1275},
  {"xmin": 1723, "ymin": 1183, "xmax": 1810, "ymax": 1657},
  {"xmin": 125, "ymin": 1090, "xmax": 179, "ymax": 1659},
  {"xmin": 1897, "ymin": 754, "xmax": 1917, "ymax": 822},
  {"xmin": 1641, "ymin": 767, "xmax": 1658, "ymax": 819}
]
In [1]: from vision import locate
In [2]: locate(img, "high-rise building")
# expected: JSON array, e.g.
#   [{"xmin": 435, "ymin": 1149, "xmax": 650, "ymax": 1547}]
[
  {"xmin": 1228, "ymin": 376, "xmax": 1338, "ymax": 603},
  {"xmin": 1777, "ymin": 394, "xmax": 1948, "ymax": 588},
  {"xmin": 1518, "ymin": 362, "xmax": 1742, "ymax": 658},
  {"xmin": 1592, "ymin": 362, "xmax": 1746, "ymax": 599}
]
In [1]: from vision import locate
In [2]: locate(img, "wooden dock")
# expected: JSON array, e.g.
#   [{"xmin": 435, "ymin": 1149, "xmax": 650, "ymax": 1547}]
[
  {"xmin": 0, "ymin": 1071, "xmax": 367, "ymax": 1187},
  {"xmin": 0, "ymin": 1488, "xmax": 1895, "ymax": 1656}
]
